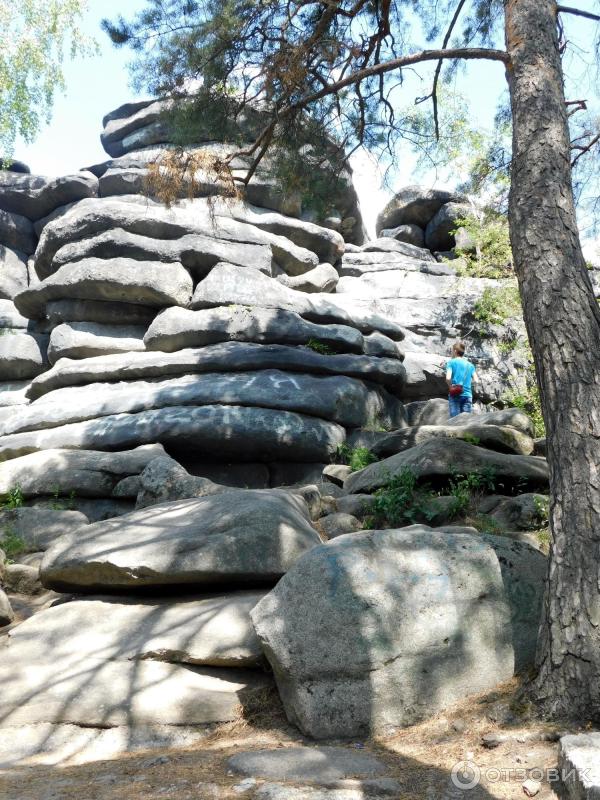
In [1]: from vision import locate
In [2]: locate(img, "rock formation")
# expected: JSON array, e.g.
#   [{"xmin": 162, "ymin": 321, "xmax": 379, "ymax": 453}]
[{"xmin": 0, "ymin": 100, "xmax": 553, "ymax": 755}]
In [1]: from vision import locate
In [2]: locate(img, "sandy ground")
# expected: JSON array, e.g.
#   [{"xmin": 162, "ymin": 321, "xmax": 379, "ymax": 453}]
[{"xmin": 0, "ymin": 678, "xmax": 589, "ymax": 800}]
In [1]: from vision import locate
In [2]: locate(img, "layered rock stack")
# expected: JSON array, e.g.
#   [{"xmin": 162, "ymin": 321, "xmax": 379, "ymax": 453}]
[{"xmin": 0, "ymin": 100, "xmax": 552, "ymax": 757}]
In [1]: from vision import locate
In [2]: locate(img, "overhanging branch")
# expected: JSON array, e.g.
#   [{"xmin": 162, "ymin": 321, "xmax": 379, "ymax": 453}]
[{"xmin": 557, "ymin": 5, "xmax": 600, "ymax": 22}]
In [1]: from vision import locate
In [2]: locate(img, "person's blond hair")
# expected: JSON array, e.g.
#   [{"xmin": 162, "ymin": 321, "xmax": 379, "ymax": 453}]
[{"xmin": 453, "ymin": 341, "xmax": 466, "ymax": 356}]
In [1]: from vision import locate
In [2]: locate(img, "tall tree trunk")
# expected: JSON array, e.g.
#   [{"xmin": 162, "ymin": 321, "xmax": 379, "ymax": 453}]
[{"xmin": 504, "ymin": 0, "xmax": 600, "ymax": 718}]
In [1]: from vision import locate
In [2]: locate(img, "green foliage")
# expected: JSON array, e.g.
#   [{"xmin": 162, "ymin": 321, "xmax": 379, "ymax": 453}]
[
  {"xmin": 306, "ymin": 338, "xmax": 335, "ymax": 355},
  {"xmin": 49, "ymin": 487, "xmax": 77, "ymax": 511},
  {"xmin": 447, "ymin": 468, "xmax": 497, "ymax": 517},
  {"xmin": 461, "ymin": 432, "xmax": 480, "ymax": 446},
  {"xmin": 364, "ymin": 467, "xmax": 499, "ymax": 530},
  {"xmin": 335, "ymin": 444, "xmax": 378, "ymax": 473},
  {"xmin": 0, "ymin": 526, "xmax": 27, "ymax": 560},
  {"xmin": 472, "ymin": 284, "xmax": 522, "ymax": 326},
  {"xmin": 533, "ymin": 495, "xmax": 550, "ymax": 526},
  {"xmin": 0, "ymin": 0, "xmax": 95, "ymax": 158},
  {"xmin": 468, "ymin": 513, "xmax": 505, "ymax": 535},
  {"xmin": 453, "ymin": 212, "xmax": 513, "ymax": 278},
  {"xmin": 503, "ymin": 376, "xmax": 545, "ymax": 438},
  {"xmin": 3, "ymin": 485, "xmax": 24, "ymax": 510}
]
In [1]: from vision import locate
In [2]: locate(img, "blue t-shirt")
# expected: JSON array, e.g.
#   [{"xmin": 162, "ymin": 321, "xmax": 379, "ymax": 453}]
[{"xmin": 446, "ymin": 357, "xmax": 476, "ymax": 398}]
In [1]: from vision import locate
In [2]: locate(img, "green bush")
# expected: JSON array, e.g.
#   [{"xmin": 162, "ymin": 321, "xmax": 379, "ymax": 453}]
[
  {"xmin": 335, "ymin": 444, "xmax": 378, "ymax": 473},
  {"xmin": 1, "ymin": 485, "xmax": 24, "ymax": 510},
  {"xmin": 503, "ymin": 379, "xmax": 545, "ymax": 437},
  {"xmin": 306, "ymin": 338, "xmax": 335, "ymax": 355},
  {"xmin": 453, "ymin": 212, "xmax": 513, "ymax": 279},
  {"xmin": 472, "ymin": 284, "xmax": 522, "ymax": 326},
  {"xmin": 0, "ymin": 526, "xmax": 27, "ymax": 560}
]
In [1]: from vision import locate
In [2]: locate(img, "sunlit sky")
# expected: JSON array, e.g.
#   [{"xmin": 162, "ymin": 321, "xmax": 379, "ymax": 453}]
[{"xmin": 15, "ymin": 0, "xmax": 600, "ymax": 259}]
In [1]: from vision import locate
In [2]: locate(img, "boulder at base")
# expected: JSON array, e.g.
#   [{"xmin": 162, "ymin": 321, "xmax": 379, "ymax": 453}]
[
  {"xmin": 41, "ymin": 489, "xmax": 321, "ymax": 592},
  {"xmin": 251, "ymin": 525, "xmax": 546, "ymax": 738},
  {"xmin": 344, "ymin": 437, "xmax": 549, "ymax": 495}
]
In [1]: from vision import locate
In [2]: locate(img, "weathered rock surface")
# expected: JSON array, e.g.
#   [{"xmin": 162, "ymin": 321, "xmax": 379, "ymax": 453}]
[
  {"xmin": 0, "ymin": 507, "xmax": 89, "ymax": 551},
  {"xmin": 0, "ymin": 587, "xmax": 14, "ymax": 626},
  {"xmin": 0, "ymin": 405, "xmax": 345, "ymax": 463},
  {"xmin": 52, "ymin": 227, "xmax": 273, "ymax": 278},
  {"xmin": 227, "ymin": 746, "xmax": 387, "ymax": 781},
  {"xmin": 2, "ymin": 562, "xmax": 42, "ymax": 594},
  {"xmin": 319, "ymin": 513, "xmax": 362, "ymax": 539},
  {"xmin": 0, "ymin": 331, "xmax": 48, "ymax": 379},
  {"xmin": 134, "ymin": 455, "xmax": 232, "ymax": 508},
  {"xmin": 144, "ymin": 306, "xmax": 365, "ymax": 354},
  {"xmin": 558, "ymin": 733, "xmax": 600, "ymax": 800},
  {"xmin": 251, "ymin": 525, "xmax": 544, "ymax": 737},
  {"xmin": 0, "ymin": 208, "xmax": 36, "ymax": 254},
  {"xmin": 376, "ymin": 186, "xmax": 464, "ymax": 233},
  {"xmin": 0, "ymin": 444, "xmax": 166, "ymax": 497},
  {"xmin": 48, "ymin": 321, "xmax": 146, "ymax": 363},
  {"xmin": 344, "ymin": 438, "xmax": 549, "ymax": 495},
  {"xmin": 0, "ymin": 654, "xmax": 270, "ymax": 727},
  {"xmin": 7, "ymin": 591, "xmax": 267, "ymax": 667},
  {"xmin": 26, "ymin": 342, "xmax": 406, "ymax": 400},
  {"xmin": 189, "ymin": 262, "xmax": 405, "ymax": 340},
  {"xmin": 45, "ymin": 298, "xmax": 156, "ymax": 327},
  {"xmin": 0, "ymin": 298, "xmax": 31, "ymax": 329},
  {"xmin": 15, "ymin": 257, "xmax": 193, "ymax": 319},
  {"xmin": 371, "ymin": 423, "xmax": 534, "ymax": 457},
  {"xmin": 0, "ymin": 171, "xmax": 98, "ymax": 220},
  {"xmin": 448, "ymin": 408, "xmax": 535, "ymax": 437},
  {"xmin": 0, "ymin": 246, "xmax": 28, "ymax": 299},
  {"xmin": 32, "ymin": 196, "xmax": 325, "ymax": 280},
  {"xmin": 380, "ymin": 223, "xmax": 425, "ymax": 247},
  {"xmin": 0, "ymin": 380, "xmax": 30, "ymax": 407},
  {"xmin": 3, "ymin": 371, "xmax": 403, "ymax": 437},
  {"xmin": 487, "ymin": 493, "xmax": 549, "ymax": 531},
  {"xmin": 41, "ymin": 490, "xmax": 320, "ymax": 592},
  {"xmin": 425, "ymin": 202, "xmax": 470, "ymax": 251},
  {"xmin": 277, "ymin": 262, "xmax": 338, "ymax": 293}
]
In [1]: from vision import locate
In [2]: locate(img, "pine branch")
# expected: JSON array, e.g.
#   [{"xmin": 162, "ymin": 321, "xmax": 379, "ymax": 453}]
[{"xmin": 557, "ymin": 5, "xmax": 600, "ymax": 22}]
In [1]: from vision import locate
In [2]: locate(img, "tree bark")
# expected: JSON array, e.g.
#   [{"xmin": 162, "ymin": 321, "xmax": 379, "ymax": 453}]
[{"xmin": 504, "ymin": 0, "xmax": 600, "ymax": 718}]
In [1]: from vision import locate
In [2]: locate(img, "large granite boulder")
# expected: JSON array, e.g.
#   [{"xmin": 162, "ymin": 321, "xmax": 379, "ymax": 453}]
[
  {"xmin": 251, "ymin": 526, "xmax": 545, "ymax": 737},
  {"xmin": 371, "ymin": 423, "xmax": 534, "ymax": 457},
  {"xmin": 0, "ymin": 171, "xmax": 98, "ymax": 220},
  {"xmin": 0, "ymin": 208, "xmax": 36, "ymax": 254},
  {"xmin": 0, "ymin": 444, "xmax": 166, "ymax": 498},
  {"xmin": 144, "ymin": 306, "xmax": 365, "ymax": 354},
  {"xmin": 344, "ymin": 437, "xmax": 549, "ymax": 494},
  {"xmin": 0, "ymin": 405, "xmax": 346, "ymax": 463},
  {"xmin": 40, "ymin": 489, "xmax": 321, "ymax": 592},
  {"xmin": 27, "ymin": 343, "xmax": 406, "ymax": 400},
  {"xmin": 376, "ymin": 186, "xmax": 464, "ymax": 234},
  {"xmin": 425, "ymin": 202, "xmax": 471, "ymax": 252},
  {"xmin": 0, "ymin": 331, "xmax": 48, "ymax": 379},
  {"xmin": 14, "ymin": 257, "xmax": 193, "ymax": 319},
  {"xmin": 0, "ymin": 246, "xmax": 28, "ymax": 300}
]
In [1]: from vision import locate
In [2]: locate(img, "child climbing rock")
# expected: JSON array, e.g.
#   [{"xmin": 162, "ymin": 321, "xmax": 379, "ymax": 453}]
[{"xmin": 446, "ymin": 341, "xmax": 477, "ymax": 418}]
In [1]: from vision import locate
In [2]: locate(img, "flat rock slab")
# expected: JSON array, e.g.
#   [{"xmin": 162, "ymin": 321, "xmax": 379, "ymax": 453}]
[
  {"xmin": 0, "ymin": 444, "xmax": 165, "ymax": 497},
  {"xmin": 15, "ymin": 257, "xmax": 193, "ymax": 319},
  {"xmin": 4, "ymin": 370, "xmax": 404, "ymax": 436},
  {"xmin": 0, "ymin": 404, "xmax": 345, "ymax": 463},
  {"xmin": 7, "ymin": 591, "xmax": 266, "ymax": 667},
  {"xmin": 0, "ymin": 653, "xmax": 270, "ymax": 727},
  {"xmin": 0, "ymin": 507, "xmax": 89, "ymax": 551},
  {"xmin": 371, "ymin": 423, "xmax": 534, "ymax": 457},
  {"xmin": 27, "ymin": 342, "xmax": 406, "ymax": 400},
  {"xmin": 40, "ymin": 489, "xmax": 320, "ymax": 592},
  {"xmin": 345, "ymin": 437, "xmax": 549, "ymax": 495},
  {"xmin": 558, "ymin": 733, "xmax": 600, "ymax": 800},
  {"xmin": 227, "ymin": 746, "xmax": 387, "ymax": 782},
  {"xmin": 255, "ymin": 782, "xmax": 401, "ymax": 800}
]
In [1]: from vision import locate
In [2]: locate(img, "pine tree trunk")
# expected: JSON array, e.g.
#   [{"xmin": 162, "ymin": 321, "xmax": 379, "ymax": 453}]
[{"xmin": 504, "ymin": 0, "xmax": 600, "ymax": 718}]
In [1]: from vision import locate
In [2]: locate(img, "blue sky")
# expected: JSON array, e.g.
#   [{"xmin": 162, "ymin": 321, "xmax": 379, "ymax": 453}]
[{"xmin": 15, "ymin": 0, "xmax": 600, "ymax": 255}]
